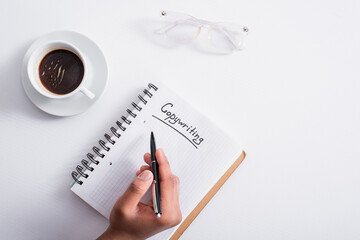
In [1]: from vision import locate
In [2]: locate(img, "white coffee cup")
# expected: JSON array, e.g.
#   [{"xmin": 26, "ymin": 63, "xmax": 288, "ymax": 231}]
[{"xmin": 27, "ymin": 40, "xmax": 95, "ymax": 99}]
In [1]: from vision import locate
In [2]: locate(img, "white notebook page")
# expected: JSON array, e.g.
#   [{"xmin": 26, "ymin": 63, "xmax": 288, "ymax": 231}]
[{"xmin": 71, "ymin": 83, "xmax": 243, "ymax": 239}]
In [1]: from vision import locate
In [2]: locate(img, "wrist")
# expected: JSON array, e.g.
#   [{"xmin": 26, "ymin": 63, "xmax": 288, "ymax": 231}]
[{"xmin": 98, "ymin": 227, "xmax": 134, "ymax": 240}]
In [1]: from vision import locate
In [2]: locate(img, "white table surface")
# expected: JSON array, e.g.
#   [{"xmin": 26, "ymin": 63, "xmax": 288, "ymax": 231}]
[{"xmin": 1, "ymin": 0, "xmax": 359, "ymax": 239}]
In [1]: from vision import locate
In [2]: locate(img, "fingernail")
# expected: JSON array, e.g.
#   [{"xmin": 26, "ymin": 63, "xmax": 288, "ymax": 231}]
[
  {"xmin": 158, "ymin": 148, "xmax": 165, "ymax": 158},
  {"xmin": 138, "ymin": 170, "xmax": 152, "ymax": 181}
]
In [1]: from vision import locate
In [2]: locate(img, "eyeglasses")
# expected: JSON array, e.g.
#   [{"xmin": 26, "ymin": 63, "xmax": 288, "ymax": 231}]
[{"xmin": 155, "ymin": 10, "xmax": 249, "ymax": 53}]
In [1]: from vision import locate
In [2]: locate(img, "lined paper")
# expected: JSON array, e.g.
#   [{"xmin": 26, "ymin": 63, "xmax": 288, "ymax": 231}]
[{"xmin": 71, "ymin": 83, "xmax": 243, "ymax": 239}]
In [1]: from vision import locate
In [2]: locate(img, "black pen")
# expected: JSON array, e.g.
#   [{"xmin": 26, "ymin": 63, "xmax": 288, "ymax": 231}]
[{"xmin": 150, "ymin": 131, "xmax": 161, "ymax": 218}]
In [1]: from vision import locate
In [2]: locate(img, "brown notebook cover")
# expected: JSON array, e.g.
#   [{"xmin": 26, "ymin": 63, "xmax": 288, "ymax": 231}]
[{"xmin": 170, "ymin": 151, "xmax": 246, "ymax": 239}]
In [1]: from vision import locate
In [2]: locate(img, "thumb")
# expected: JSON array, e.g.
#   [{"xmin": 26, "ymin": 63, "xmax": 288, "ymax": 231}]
[{"xmin": 120, "ymin": 170, "xmax": 153, "ymax": 210}]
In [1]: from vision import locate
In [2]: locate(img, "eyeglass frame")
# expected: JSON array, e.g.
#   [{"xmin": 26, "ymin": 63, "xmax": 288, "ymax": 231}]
[{"xmin": 155, "ymin": 10, "xmax": 249, "ymax": 51}]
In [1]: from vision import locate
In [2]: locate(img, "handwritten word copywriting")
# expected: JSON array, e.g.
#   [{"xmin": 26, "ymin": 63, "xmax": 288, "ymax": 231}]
[{"xmin": 159, "ymin": 103, "xmax": 204, "ymax": 147}]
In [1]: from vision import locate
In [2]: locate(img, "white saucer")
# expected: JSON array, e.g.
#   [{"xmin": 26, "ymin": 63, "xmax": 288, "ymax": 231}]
[{"xmin": 21, "ymin": 31, "xmax": 108, "ymax": 117}]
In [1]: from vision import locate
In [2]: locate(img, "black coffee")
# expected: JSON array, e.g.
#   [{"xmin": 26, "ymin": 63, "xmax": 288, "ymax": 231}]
[{"xmin": 39, "ymin": 49, "xmax": 84, "ymax": 95}]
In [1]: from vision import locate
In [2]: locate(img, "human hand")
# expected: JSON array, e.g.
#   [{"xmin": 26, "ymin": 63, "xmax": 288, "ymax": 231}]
[{"xmin": 98, "ymin": 149, "xmax": 182, "ymax": 240}]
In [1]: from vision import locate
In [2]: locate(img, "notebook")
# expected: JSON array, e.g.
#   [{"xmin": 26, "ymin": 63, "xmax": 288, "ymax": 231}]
[{"xmin": 71, "ymin": 82, "xmax": 245, "ymax": 240}]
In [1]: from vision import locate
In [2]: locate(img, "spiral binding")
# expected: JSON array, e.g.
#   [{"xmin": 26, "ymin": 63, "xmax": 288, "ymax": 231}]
[{"xmin": 72, "ymin": 83, "xmax": 158, "ymax": 185}]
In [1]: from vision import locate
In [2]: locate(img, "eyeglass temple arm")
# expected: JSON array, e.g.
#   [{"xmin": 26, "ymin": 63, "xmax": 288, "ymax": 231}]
[{"xmin": 155, "ymin": 18, "xmax": 197, "ymax": 35}]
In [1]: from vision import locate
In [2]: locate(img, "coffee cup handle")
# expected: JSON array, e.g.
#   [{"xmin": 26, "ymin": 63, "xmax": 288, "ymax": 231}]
[{"xmin": 80, "ymin": 87, "xmax": 95, "ymax": 99}]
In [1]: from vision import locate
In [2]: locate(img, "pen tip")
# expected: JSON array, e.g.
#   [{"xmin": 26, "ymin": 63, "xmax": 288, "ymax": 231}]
[{"xmin": 156, "ymin": 213, "xmax": 161, "ymax": 218}]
